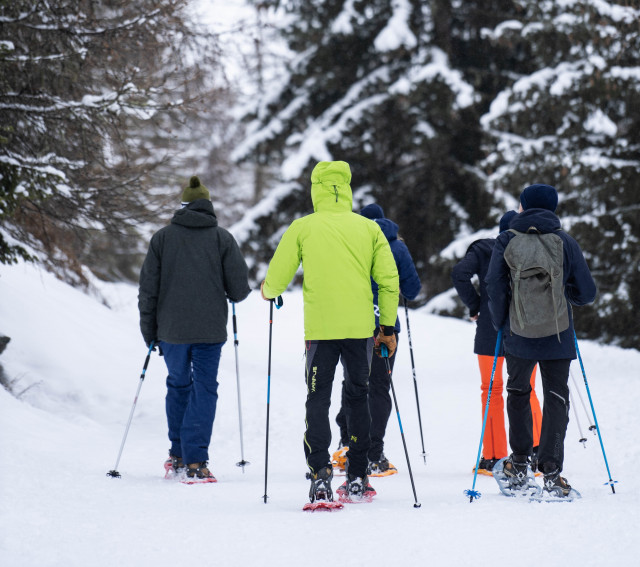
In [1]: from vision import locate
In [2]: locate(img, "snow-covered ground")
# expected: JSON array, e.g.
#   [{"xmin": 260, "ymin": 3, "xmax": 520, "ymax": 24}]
[{"xmin": 1, "ymin": 262, "xmax": 638, "ymax": 566}]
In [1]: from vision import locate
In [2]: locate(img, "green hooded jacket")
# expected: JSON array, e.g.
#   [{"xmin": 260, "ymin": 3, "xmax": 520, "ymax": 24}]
[{"xmin": 263, "ymin": 161, "xmax": 399, "ymax": 340}]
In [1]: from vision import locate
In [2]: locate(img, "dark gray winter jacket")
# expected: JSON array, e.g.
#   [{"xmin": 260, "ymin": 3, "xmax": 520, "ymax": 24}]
[{"xmin": 138, "ymin": 199, "xmax": 251, "ymax": 345}]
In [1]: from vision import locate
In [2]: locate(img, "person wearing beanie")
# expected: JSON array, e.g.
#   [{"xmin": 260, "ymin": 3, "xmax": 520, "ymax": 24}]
[
  {"xmin": 260, "ymin": 161, "xmax": 399, "ymax": 507},
  {"xmin": 486, "ymin": 185, "xmax": 597, "ymax": 497},
  {"xmin": 452, "ymin": 211, "xmax": 542, "ymax": 475},
  {"xmin": 138, "ymin": 175, "xmax": 250, "ymax": 484},
  {"xmin": 333, "ymin": 202, "xmax": 421, "ymax": 477},
  {"xmin": 519, "ymin": 183, "xmax": 558, "ymax": 212},
  {"xmin": 181, "ymin": 175, "xmax": 210, "ymax": 205}
]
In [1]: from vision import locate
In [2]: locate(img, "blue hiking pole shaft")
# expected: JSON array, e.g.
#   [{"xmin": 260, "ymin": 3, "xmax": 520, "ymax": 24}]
[
  {"xmin": 263, "ymin": 300, "xmax": 274, "ymax": 503},
  {"xmin": 574, "ymin": 331, "xmax": 617, "ymax": 493},
  {"xmin": 232, "ymin": 303, "xmax": 249, "ymax": 470},
  {"xmin": 107, "ymin": 342, "xmax": 155, "ymax": 478},
  {"xmin": 466, "ymin": 329, "xmax": 502, "ymax": 502},
  {"xmin": 403, "ymin": 297, "xmax": 427, "ymax": 463},
  {"xmin": 381, "ymin": 344, "xmax": 421, "ymax": 508}
]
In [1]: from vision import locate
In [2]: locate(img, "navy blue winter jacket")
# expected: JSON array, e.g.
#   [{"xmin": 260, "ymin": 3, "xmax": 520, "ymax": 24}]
[
  {"xmin": 371, "ymin": 218, "xmax": 421, "ymax": 332},
  {"xmin": 485, "ymin": 209, "xmax": 597, "ymax": 360},
  {"xmin": 452, "ymin": 238, "xmax": 503, "ymax": 356}
]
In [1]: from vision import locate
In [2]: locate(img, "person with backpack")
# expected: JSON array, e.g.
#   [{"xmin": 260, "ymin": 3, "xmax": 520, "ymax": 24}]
[
  {"xmin": 333, "ymin": 203, "xmax": 421, "ymax": 477},
  {"xmin": 260, "ymin": 161, "xmax": 399, "ymax": 505},
  {"xmin": 452, "ymin": 211, "xmax": 542, "ymax": 475},
  {"xmin": 138, "ymin": 176, "xmax": 251, "ymax": 483},
  {"xmin": 485, "ymin": 184, "xmax": 596, "ymax": 497}
]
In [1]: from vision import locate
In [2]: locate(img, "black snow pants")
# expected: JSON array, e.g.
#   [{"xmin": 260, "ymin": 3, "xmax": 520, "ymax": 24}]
[
  {"xmin": 304, "ymin": 337, "xmax": 373, "ymax": 478},
  {"xmin": 505, "ymin": 354, "xmax": 572, "ymax": 472},
  {"xmin": 336, "ymin": 330, "xmax": 399, "ymax": 461}
]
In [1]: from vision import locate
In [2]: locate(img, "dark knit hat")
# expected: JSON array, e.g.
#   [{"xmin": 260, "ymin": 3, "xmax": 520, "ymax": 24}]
[
  {"xmin": 360, "ymin": 203, "xmax": 385, "ymax": 219},
  {"xmin": 181, "ymin": 176, "xmax": 210, "ymax": 203},
  {"xmin": 520, "ymin": 184, "xmax": 558, "ymax": 212},
  {"xmin": 499, "ymin": 210, "xmax": 517, "ymax": 233}
]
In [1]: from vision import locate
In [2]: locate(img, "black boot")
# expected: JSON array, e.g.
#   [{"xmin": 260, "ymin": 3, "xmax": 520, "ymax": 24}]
[{"xmin": 308, "ymin": 466, "xmax": 334, "ymax": 503}]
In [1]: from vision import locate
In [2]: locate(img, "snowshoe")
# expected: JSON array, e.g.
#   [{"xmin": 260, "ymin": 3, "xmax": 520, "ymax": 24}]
[
  {"xmin": 331, "ymin": 445, "xmax": 349, "ymax": 472},
  {"xmin": 367, "ymin": 454, "xmax": 398, "ymax": 477},
  {"xmin": 337, "ymin": 474, "xmax": 376, "ymax": 503},
  {"xmin": 530, "ymin": 468, "xmax": 581, "ymax": 502},
  {"xmin": 182, "ymin": 461, "xmax": 217, "ymax": 484},
  {"xmin": 304, "ymin": 466, "xmax": 343, "ymax": 511},
  {"xmin": 493, "ymin": 456, "xmax": 542, "ymax": 498},
  {"xmin": 472, "ymin": 457, "xmax": 498, "ymax": 477},
  {"xmin": 164, "ymin": 454, "xmax": 185, "ymax": 479}
]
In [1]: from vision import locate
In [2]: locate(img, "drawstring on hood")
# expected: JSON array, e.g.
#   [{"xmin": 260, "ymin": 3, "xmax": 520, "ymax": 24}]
[{"xmin": 310, "ymin": 161, "xmax": 353, "ymax": 213}]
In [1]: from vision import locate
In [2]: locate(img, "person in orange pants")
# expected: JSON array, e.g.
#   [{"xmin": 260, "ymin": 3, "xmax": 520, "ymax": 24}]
[
  {"xmin": 453, "ymin": 211, "xmax": 542, "ymax": 474},
  {"xmin": 477, "ymin": 355, "xmax": 542, "ymax": 473}
]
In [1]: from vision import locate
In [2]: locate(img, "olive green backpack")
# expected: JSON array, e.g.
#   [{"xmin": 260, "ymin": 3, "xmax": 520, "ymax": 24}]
[{"xmin": 504, "ymin": 228, "xmax": 569, "ymax": 340}]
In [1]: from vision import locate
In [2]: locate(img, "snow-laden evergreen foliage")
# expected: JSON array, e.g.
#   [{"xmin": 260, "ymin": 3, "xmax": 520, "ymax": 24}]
[
  {"xmin": 481, "ymin": 0, "xmax": 640, "ymax": 347},
  {"xmin": 0, "ymin": 0, "xmax": 227, "ymax": 282},
  {"xmin": 233, "ymin": 0, "xmax": 639, "ymax": 347},
  {"xmin": 234, "ymin": 0, "xmax": 493, "ymax": 295}
]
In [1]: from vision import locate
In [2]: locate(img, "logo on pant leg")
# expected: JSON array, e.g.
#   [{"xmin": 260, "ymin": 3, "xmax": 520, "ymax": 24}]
[{"xmin": 311, "ymin": 366, "xmax": 317, "ymax": 393}]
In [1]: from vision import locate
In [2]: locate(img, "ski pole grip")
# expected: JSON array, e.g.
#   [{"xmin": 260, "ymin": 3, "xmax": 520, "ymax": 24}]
[
  {"xmin": 275, "ymin": 296, "xmax": 283, "ymax": 309},
  {"xmin": 381, "ymin": 344, "xmax": 389, "ymax": 358}
]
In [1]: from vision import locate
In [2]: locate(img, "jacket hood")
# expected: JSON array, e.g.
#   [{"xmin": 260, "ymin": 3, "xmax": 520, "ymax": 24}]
[
  {"xmin": 310, "ymin": 161, "xmax": 353, "ymax": 213},
  {"xmin": 375, "ymin": 218, "xmax": 399, "ymax": 241},
  {"xmin": 466, "ymin": 237, "xmax": 495, "ymax": 258},
  {"xmin": 510, "ymin": 208, "xmax": 561, "ymax": 234},
  {"xmin": 171, "ymin": 199, "xmax": 218, "ymax": 228}
]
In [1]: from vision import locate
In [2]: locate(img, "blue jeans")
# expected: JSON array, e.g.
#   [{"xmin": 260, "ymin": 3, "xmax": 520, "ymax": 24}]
[{"xmin": 160, "ymin": 341, "xmax": 225, "ymax": 465}]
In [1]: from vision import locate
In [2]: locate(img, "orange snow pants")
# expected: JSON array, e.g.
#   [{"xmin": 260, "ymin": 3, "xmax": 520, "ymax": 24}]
[{"xmin": 478, "ymin": 355, "xmax": 542, "ymax": 460}]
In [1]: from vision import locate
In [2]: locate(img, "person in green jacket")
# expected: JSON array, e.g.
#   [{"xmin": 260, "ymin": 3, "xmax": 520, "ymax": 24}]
[{"xmin": 260, "ymin": 161, "xmax": 399, "ymax": 505}]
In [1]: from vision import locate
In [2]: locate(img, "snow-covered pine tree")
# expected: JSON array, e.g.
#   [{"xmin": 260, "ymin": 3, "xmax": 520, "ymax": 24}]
[
  {"xmin": 480, "ymin": 0, "xmax": 640, "ymax": 347},
  {"xmin": 233, "ymin": 0, "xmax": 501, "ymax": 294},
  {"xmin": 0, "ymin": 0, "xmax": 227, "ymax": 283}
]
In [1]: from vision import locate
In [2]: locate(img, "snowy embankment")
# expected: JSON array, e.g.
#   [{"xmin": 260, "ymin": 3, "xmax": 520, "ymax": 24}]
[{"xmin": 1, "ymin": 262, "xmax": 638, "ymax": 567}]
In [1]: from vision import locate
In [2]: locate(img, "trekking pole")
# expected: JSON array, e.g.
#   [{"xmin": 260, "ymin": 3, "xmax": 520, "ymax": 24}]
[
  {"xmin": 381, "ymin": 343, "xmax": 421, "ymax": 508},
  {"xmin": 107, "ymin": 342, "xmax": 155, "ymax": 478},
  {"xmin": 232, "ymin": 302, "xmax": 249, "ymax": 471},
  {"xmin": 403, "ymin": 296, "xmax": 427, "ymax": 464},
  {"xmin": 263, "ymin": 295, "xmax": 283, "ymax": 503},
  {"xmin": 570, "ymin": 368, "xmax": 597, "ymax": 435},
  {"xmin": 465, "ymin": 329, "xmax": 502, "ymax": 502},
  {"xmin": 568, "ymin": 386, "xmax": 588, "ymax": 447},
  {"xmin": 574, "ymin": 331, "xmax": 617, "ymax": 494}
]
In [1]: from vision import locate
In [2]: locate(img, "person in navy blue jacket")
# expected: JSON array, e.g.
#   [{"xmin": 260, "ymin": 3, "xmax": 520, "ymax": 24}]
[
  {"xmin": 452, "ymin": 211, "xmax": 542, "ymax": 475},
  {"xmin": 486, "ymin": 184, "xmax": 596, "ymax": 497},
  {"xmin": 334, "ymin": 204, "xmax": 422, "ymax": 476}
]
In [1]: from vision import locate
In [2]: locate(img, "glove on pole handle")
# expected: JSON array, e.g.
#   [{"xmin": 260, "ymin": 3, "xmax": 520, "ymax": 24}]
[
  {"xmin": 574, "ymin": 331, "xmax": 617, "ymax": 493},
  {"xmin": 465, "ymin": 329, "xmax": 502, "ymax": 502},
  {"xmin": 232, "ymin": 302, "xmax": 249, "ymax": 471},
  {"xmin": 381, "ymin": 344, "xmax": 421, "ymax": 508},
  {"xmin": 403, "ymin": 297, "xmax": 427, "ymax": 464},
  {"xmin": 107, "ymin": 342, "xmax": 155, "ymax": 478}
]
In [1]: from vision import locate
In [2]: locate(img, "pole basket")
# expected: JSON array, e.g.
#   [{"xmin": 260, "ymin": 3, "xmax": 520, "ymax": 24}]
[{"xmin": 464, "ymin": 489, "xmax": 481, "ymax": 502}]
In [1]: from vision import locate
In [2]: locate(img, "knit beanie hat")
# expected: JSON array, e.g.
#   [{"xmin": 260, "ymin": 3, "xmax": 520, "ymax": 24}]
[
  {"xmin": 499, "ymin": 210, "xmax": 517, "ymax": 233},
  {"xmin": 520, "ymin": 184, "xmax": 558, "ymax": 212},
  {"xmin": 181, "ymin": 176, "xmax": 210, "ymax": 203},
  {"xmin": 360, "ymin": 204, "xmax": 385, "ymax": 220}
]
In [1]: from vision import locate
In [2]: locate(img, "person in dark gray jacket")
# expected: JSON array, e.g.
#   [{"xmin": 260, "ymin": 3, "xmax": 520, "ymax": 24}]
[{"xmin": 138, "ymin": 176, "xmax": 250, "ymax": 483}]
